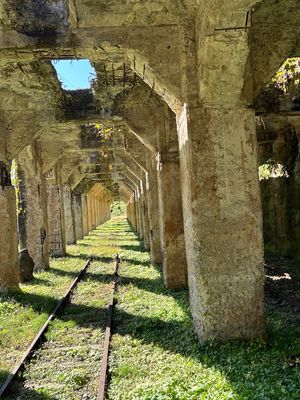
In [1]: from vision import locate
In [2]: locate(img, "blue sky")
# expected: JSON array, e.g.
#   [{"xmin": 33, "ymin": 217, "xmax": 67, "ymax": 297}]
[{"xmin": 51, "ymin": 59, "xmax": 96, "ymax": 90}]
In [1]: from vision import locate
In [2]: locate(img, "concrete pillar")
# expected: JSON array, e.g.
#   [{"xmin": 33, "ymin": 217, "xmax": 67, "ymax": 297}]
[
  {"xmin": 0, "ymin": 181, "xmax": 20, "ymax": 289},
  {"xmin": 155, "ymin": 107, "xmax": 187, "ymax": 288},
  {"xmin": 106, "ymin": 198, "xmax": 111, "ymax": 222},
  {"xmin": 87, "ymin": 194, "xmax": 94, "ymax": 233},
  {"xmin": 72, "ymin": 193, "xmax": 83, "ymax": 241},
  {"xmin": 135, "ymin": 190, "xmax": 142, "ymax": 237},
  {"xmin": 47, "ymin": 166, "xmax": 66, "ymax": 256},
  {"xmin": 156, "ymin": 151, "xmax": 187, "ymax": 288},
  {"xmin": 17, "ymin": 144, "xmax": 49, "ymax": 270},
  {"xmin": 81, "ymin": 193, "xmax": 88, "ymax": 237},
  {"xmin": 141, "ymin": 180, "xmax": 150, "ymax": 251},
  {"xmin": 63, "ymin": 185, "xmax": 75, "ymax": 245},
  {"xmin": 92, "ymin": 196, "xmax": 97, "ymax": 230},
  {"xmin": 128, "ymin": 170, "xmax": 150, "ymax": 247},
  {"xmin": 126, "ymin": 175, "xmax": 143, "ymax": 239},
  {"xmin": 146, "ymin": 155, "xmax": 162, "ymax": 265},
  {"xmin": 176, "ymin": 26, "xmax": 265, "ymax": 340},
  {"xmin": 127, "ymin": 192, "xmax": 137, "ymax": 231},
  {"xmin": 96, "ymin": 198, "xmax": 100, "ymax": 226},
  {"xmin": 95, "ymin": 196, "xmax": 99, "ymax": 228}
]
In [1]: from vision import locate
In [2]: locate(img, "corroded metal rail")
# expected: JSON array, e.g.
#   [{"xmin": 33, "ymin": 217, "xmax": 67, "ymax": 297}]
[
  {"xmin": 0, "ymin": 258, "xmax": 92, "ymax": 398},
  {"xmin": 97, "ymin": 254, "xmax": 120, "ymax": 400}
]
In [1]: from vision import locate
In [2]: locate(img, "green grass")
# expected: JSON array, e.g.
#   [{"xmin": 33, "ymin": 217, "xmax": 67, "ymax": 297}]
[
  {"xmin": 1, "ymin": 216, "xmax": 299, "ymax": 399},
  {"xmin": 104, "ymin": 218, "xmax": 300, "ymax": 400},
  {"xmin": 0, "ymin": 257, "xmax": 84, "ymax": 380}
]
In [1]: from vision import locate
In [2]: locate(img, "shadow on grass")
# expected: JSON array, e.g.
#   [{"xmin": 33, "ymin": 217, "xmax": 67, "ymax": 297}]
[
  {"xmin": 29, "ymin": 276, "xmax": 53, "ymax": 286},
  {"xmin": 3, "ymin": 284, "xmax": 300, "ymax": 399},
  {"xmin": 119, "ymin": 244, "xmax": 146, "ymax": 252},
  {"xmin": 6, "ymin": 218, "xmax": 300, "ymax": 399},
  {"xmin": 0, "ymin": 370, "xmax": 55, "ymax": 400}
]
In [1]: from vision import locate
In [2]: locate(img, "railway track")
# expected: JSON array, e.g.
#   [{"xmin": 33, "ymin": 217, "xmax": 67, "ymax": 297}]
[{"xmin": 0, "ymin": 256, "xmax": 120, "ymax": 400}]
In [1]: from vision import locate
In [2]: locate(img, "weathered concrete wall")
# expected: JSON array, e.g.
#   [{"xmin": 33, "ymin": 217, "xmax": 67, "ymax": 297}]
[{"xmin": 0, "ymin": 186, "xmax": 20, "ymax": 289}]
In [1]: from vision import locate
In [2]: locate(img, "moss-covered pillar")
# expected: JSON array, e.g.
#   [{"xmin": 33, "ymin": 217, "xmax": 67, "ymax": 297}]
[
  {"xmin": 47, "ymin": 165, "xmax": 66, "ymax": 256},
  {"xmin": 0, "ymin": 162, "xmax": 19, "ymax": 289},
  {"xmin": 17, "ymin": 145, "xmax": 49, "ymax": 270},
  {"xmin": 146, "ymin": 155, "xmax": 162, "ymax": 265},
  {"xmin": 176, "ymin": 26, "xmax": 265, "ymax": 340}
]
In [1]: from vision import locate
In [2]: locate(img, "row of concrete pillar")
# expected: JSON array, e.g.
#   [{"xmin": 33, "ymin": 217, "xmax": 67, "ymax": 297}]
[
  {"xmin": 120, "ymin": 149, "xmax": 187, "ymax": 290},
  {"xmin": 118, "ymin": 95, "xmax": 265, "ymax": 342},
  {"xmin": 0, "ymin": 153, "xmax": 111, "ymax": 289}
]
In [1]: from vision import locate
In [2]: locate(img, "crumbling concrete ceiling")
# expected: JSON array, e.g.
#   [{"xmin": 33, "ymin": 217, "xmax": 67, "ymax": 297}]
[
  {"xmin": 0, "ymin": 0, "xmax": 182, "ymax": 109},
  {"xmin": 69, "ymin": 0, "xmax": 176, "ymax": 27},
  {"xmin": 0, "ymin": 60, "xmax": 62, "ymax": 160},
  {"xmin": 110, "ymin": 78, "xmax": 161, "ymax": 150}
]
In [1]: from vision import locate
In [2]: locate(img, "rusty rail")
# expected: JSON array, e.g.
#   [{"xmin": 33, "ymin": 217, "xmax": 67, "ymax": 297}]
[
  {"xmin": 97, "ymin": 254, "xmax": 120, "ymax": 400},
  {"xmin": 0, "ymin": 258, "xmax": 92, "ymax": 398}
]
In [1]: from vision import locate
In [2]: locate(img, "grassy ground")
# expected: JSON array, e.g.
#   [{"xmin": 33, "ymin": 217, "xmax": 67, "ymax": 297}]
[
  {"xmin": 1, "ymin": 216, "xmax": 300, "ymax": 399},
  {"xmin": 0, "ymin": 257, "xmax": 84, "ymax": 384}
]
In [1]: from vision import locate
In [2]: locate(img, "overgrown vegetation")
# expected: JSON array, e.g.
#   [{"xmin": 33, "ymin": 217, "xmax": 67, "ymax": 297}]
[
  {"xmin": 111, "ymin": 201, "xmax": 125, "ymax": 216},
  {"xmin": 259, "ymin": 160, "xmax": 289, "ymax": 181},
  {"xmin": 0, "ymin": 257, "xmax": 84, "ymax": 383},
  {"xmin": 1, "ymin": 217, "xmax": 299, "ymax": 399},
  {"xmin": 271, "ymin": 58, "xmax": 300, "ymax": 94},
  {"xmin": 106, "ymin": 220, "xmax": 300, "ymax": 400},
  {"xmin": 255, "ymin": 58, "xmax": 300, "ymax": 113}
]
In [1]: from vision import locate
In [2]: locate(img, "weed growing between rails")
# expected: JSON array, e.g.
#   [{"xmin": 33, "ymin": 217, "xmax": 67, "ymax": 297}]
[
  {"xmin": 0, "ymin": 257, "xmax": 84, "ymax": 386},
  {"xmin": 98, "ymin": 218, "xmax": 299, "ymax": 400},
  {"xmin": 2, "ymin": 261, "xmax": 114, "ymax": 400}
]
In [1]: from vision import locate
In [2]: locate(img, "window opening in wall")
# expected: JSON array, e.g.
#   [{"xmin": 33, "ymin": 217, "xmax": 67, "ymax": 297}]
[{"xmin": 51, "ymin": 59, "xmax": 96, "ymax": 90}]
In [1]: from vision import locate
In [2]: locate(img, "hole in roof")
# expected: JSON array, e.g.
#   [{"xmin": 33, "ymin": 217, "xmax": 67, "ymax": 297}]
[{"xmin": 51, "ymin": 59, "xmax": 96, "ymax": 90}]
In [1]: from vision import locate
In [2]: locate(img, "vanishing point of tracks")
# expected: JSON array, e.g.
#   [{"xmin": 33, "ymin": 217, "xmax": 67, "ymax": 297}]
[{"xmin": 0, "ymin": 256, "xmax": 120, "ymax": 400}]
